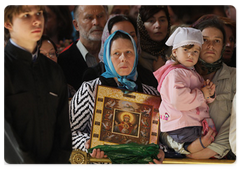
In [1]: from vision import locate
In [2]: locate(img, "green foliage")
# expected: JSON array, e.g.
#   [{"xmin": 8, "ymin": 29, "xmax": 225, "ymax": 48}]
[{"xmin": 88, "ymin": 143, "xmax": 160, "ymax": 164}]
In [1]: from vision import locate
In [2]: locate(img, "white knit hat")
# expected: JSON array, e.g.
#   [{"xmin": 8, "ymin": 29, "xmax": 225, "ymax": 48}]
[{"xmin": 166, "ymin": 27, "xmax": 204, "ymax": 50}]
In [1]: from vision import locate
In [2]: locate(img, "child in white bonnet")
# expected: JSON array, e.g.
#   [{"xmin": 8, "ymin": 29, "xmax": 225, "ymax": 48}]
[{"xmin": 154, "ymin": 27, "xmax": 217, "ymax": 154}]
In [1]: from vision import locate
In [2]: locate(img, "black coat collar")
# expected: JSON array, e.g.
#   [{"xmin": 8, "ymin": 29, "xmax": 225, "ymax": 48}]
[{"xmin": 5, "ymin": 41, "xmax": 33, "ymax": 62}]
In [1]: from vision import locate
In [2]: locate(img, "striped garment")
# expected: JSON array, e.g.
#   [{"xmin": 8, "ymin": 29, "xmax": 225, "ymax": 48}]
[{"xmin": 69, "ymin": 77, "xmax": 159, "ymax": 152}]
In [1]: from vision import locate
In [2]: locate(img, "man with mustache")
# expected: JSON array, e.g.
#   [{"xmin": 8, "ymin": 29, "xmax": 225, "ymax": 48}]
[{"xmin": 58, "ymin": 5, "xmax": 108, "ymax": 91}]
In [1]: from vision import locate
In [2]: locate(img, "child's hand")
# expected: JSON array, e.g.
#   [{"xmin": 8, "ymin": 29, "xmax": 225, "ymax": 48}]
[
  {"xmin": 208, "ymin": 83, "xmax": 215, "ymax": 97},
  {"xmin": 187, "ymin": 127, "xmax": 216, "ymax": 153},
  {"xmin": 203, "ymin": 79, "xmax": 210, "ymax": 87},
  {"xmin": 200, "ymin": 127, "xmax": 216, "ymax": 147},
  {"xmin": 202, "ymin": 79, "xmax": 215, "ymax": 99},
  {"xmin": 201, "ymin": 86, "xmax": 211, "ymax": 99}
]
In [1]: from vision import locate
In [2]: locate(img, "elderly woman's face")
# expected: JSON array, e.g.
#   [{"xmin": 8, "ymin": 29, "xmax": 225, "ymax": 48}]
[
  {"xmin": 143, "ymin": 10, "xmax": 169, "ymax": 42},
  {"xmin": 111, "ymin": 38, "xmax": 135, "ymax": 76},
  {"xmin": 200, "ymin": 27, "xmax": 224, "ymax": 63}
]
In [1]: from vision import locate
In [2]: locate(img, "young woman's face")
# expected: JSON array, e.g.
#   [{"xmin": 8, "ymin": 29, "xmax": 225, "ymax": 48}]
[
  {"xmin": 111, "ymin": 21, "xmax": 137, "ymax": 45},
  {"xmin": 40, "ymin": 40, "xmax": 58, "ymax": 63},
  {"xmin": 111, "ymin": 38, "xmax": 135, "ymax": 76},
  {"xmin": 200, "ymin": 27, "xmax": 224, "ymax": 63},
  {"xmin": 173, "ymin": 45, "xmax": 201, "ymax": 67},
  {"xmin": 143, "ymin": 10, "xmax": 169, "ymax": 42}
]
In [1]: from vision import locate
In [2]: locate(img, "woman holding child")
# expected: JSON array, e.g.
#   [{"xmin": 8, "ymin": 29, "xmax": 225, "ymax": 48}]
[
  {"xmin": 158, "ymin": 14, "xmax": 236, "ymax": 160},
  {"xmin": 186, "ymin": 15, "xmax": 236, "ymax": 159}
]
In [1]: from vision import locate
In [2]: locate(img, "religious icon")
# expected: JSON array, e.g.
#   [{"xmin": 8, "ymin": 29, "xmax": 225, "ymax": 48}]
[
  {"xmin": 113, "ymin": 110, "xmax": 140, "ymax": 137},
  {"xmin": 123, "ymin": 103, "xmax": 135, "ymax": 112},
  {"xmin": 102, "ymin": 121, "xmax": 112, "ymax": 131},
  {"xmin": 140, "ymin": 128, "xmax": 149, "ymax": 138},
  {"xmin": 141, "ymin": 117, "xmax": 149, "ymax": 127},
  {"xmin": 103, "ymin": 111, "xmax": 113, "ymax": 120},
  {"xmin": 101, "ymin": 132, "xmax": 115, "ymax": 142},
  {"xmin": 90, "ymin": 85, "xmax": 161, "ymax": 148},
  {"xmin": 140, "ymin": 106, "xmax": 152, "ymax": 116},
  {"xmin": 105, "ymin": 98, "xmax": 116, "ymax": 109}
]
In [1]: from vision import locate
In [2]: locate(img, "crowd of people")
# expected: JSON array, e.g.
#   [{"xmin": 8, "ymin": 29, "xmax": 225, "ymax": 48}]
[{"xmin": 4, "ymin": 5, "xmax": 236, "ymax": 164}]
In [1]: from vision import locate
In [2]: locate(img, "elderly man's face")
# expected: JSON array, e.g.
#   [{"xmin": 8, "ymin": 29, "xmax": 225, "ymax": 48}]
[{"xmin": 74, "ymin": 6, "xmax": 107, "ymax": 42}]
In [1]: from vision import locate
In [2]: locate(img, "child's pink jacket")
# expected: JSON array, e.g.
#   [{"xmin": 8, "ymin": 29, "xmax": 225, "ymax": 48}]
[{"xmin": 154, "ymin": 60, "xmax": 212, "ymax": 132}]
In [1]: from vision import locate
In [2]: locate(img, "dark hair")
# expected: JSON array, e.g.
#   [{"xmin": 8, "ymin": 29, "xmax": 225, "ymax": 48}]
[
  {"xmin": 39, "ymin": 34, "xmax": 58, "ymax": 57},
  {"xmin": 192, "ymin": 14, "xmax": 226, "ymax": 46},
  {"xmin": 2, "ymin": 3, "xmax": 45, "ymax": 42},
  {"xmin": 139, "ymin": 5, "xmax": 170, "ymax": 25},
  {"xmin": 45, "ymin": 6, "xmax": 73, "ymax": 41},
  {"xmin": 111, "ymin": 31, "xmax": 132, "ymax": 46},
  {"xmin": 192, "ymin": 15, "xmax": 226, "ymax": 75},
  {"xmin": 108, "ymin": 15, "xmax": 138, "ymax": 35}
]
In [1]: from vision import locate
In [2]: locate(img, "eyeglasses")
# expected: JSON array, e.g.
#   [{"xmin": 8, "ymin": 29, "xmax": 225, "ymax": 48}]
[{"xmin": 40, "ymin": 51, "xmax": 57, "ymax": 59}]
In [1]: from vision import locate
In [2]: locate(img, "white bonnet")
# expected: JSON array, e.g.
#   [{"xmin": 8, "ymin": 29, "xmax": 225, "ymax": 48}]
[{"xmin": 166, "ymin": 27, "xmax": 204, "ymax": 50}]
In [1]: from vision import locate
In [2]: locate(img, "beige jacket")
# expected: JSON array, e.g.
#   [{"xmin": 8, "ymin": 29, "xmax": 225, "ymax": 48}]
[{"xmin": 207, "ymin": 63, "xmax": 236, "ymax": 158}]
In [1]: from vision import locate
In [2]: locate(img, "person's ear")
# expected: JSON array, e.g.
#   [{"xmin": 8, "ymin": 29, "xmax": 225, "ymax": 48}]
[
  {"xmin": 72, "ymin": 19, "xmax": 79, "ymax": 31},
  {"xmin": 172, "ymin": 49, "xmax": 177, "ymax": 57},
  {"xmin": 4, "ymin": 22, "xmax": 13, "ymax": 31}
]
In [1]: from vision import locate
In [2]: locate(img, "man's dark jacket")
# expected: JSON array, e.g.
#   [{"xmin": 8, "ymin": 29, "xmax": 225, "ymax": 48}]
[
  {"xmin": 58, "ymin": 41, "xmax": 88, "ymax": 91},
  {"xmin": 4, "ymin": 41, "xmax": 72, "ymax": 163}
]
